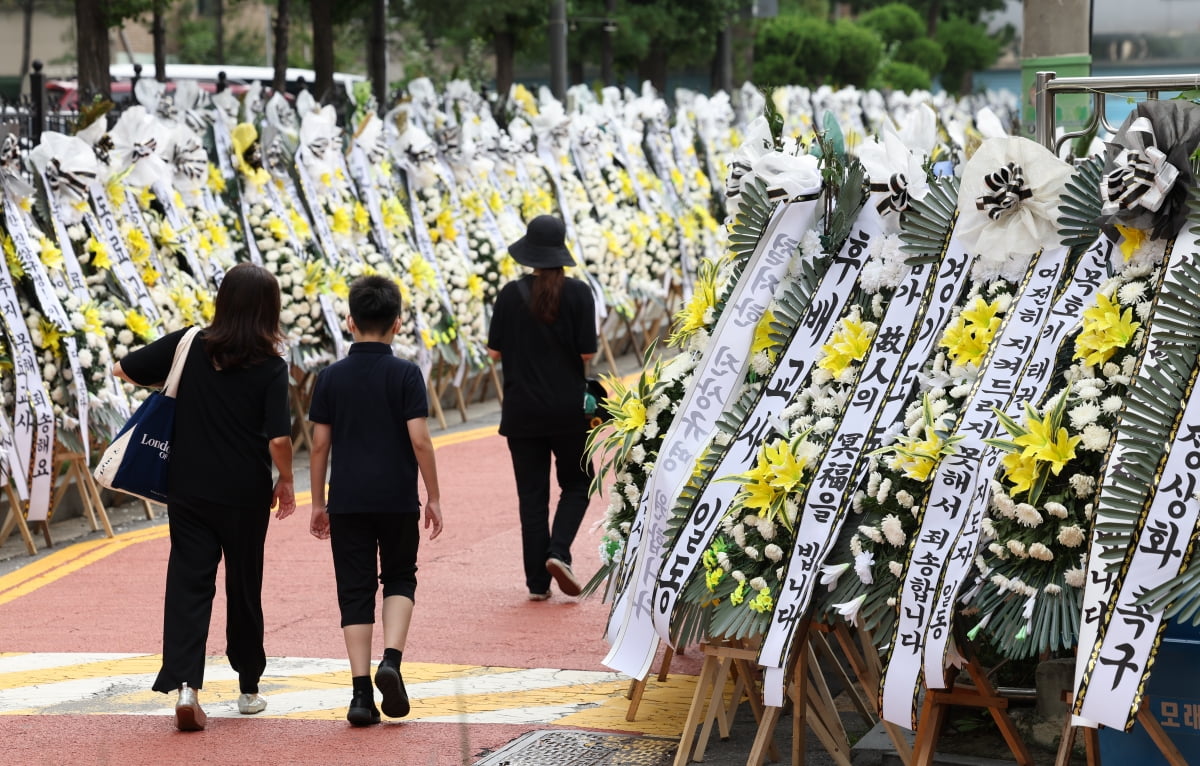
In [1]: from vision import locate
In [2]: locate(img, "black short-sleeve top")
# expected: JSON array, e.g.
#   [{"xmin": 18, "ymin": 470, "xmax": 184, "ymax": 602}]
[
  {"xmin": 307, "ymin": 342, "xmax": 429, "ymax": 514},
  {"xmin": 487, "ymin": 275, "xmax": 597, "ymax": 438},
  {"xmin": 118, "ymin": 327, "xmax": 291, "ymax": 510}
]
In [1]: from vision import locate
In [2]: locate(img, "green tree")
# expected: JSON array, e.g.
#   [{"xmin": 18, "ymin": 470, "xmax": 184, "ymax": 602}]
[
  {"xmin": 935, "ymin": 14, "xmax": 999, "ymax": 94},
  {"xmin": 875, "ymin": 59, "xmax": 931, "ymax": 91},
  {"xmin": 752, "ymin": 15, "xmax": 839, "ymax": 87},
  {"xmin": 856, "ymin": 3, "xmax": 924, "ymax": 44},
  {"xmin": 895, "ymin": 36, "xmax": 945, "ymax": 76},
  {"xmin": 844, "ymin": 0, "xmax": 1007, "ymax": 34},
  {"xmin": 832, "ymin": 19, "xmax": 882, "ymax": 87}
]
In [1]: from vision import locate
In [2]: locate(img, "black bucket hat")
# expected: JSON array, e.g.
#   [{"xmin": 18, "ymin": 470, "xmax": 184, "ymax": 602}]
[{"xmin": 508, "ymin": 215, "xmax": 574, "ymax": 269}]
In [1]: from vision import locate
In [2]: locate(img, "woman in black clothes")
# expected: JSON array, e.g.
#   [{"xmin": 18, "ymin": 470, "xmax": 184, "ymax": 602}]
[
  {"xmin": 115, "ymin": 263, "xmax": 296, "ymax": 731},
  {"xmin": 487, "ymin": 215, "xmax": 598, "ymax": 601}
]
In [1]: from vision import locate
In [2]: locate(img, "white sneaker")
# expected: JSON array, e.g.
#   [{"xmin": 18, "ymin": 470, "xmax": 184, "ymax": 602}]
[{"xmin": 237, "ymin": 693, "xmax": 267, "ymax": 715}]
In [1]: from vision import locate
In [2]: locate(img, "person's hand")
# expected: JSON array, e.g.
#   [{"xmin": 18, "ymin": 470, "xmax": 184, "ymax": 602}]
[
  {"xmin": 272, "ymin": 478, "xmax": 296, "ymax": 519},
  {"xmin": 424, "ymin": 499, "xmax": 443, "ymax": 540},
  {"xmin": 309, "ymin": 505, "xmax": 330, "ymax": 539}
]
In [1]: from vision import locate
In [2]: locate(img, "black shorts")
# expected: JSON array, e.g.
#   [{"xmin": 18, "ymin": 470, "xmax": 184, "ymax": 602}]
[{"xmin": 329, "ymin": 512, "xmax": 419, "ymax": 627}]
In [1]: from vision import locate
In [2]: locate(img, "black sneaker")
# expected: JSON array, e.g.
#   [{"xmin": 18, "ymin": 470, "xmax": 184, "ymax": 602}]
[
  {"xmin": 375, "ymin": 661, "xmax": 410, "ymax": 718},
  {"xmin": 346, "ymin": 690, "xmax": 380, "ymax": 726},
  {"xmin": 546, "ymin": 557, "xmax": 582, "ymax": 596}
]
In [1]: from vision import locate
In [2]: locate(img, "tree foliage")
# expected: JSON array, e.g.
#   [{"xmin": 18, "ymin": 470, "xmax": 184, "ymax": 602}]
[
  {"xmin": 856, "ymin": 3, "xmax": 925, "ymax": 44},
  {"xmin": 752, "ymin": 15, "xmax": 839, "ymax": 88},
  {"xmin": 935, "ymin": 14, "xmax": 999, "ymax": 94},
  {"xmin": 832, "ymin": 19, "xmax": 883, "ymax": 87}
]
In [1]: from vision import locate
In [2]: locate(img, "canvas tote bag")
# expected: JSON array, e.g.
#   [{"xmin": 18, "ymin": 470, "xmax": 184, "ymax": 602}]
[{"xmin": 93, "ymin": 327, "xmax": 201, "ymax": 503}]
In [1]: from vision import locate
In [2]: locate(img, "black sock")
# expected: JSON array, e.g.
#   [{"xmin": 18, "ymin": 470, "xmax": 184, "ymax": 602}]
[
  {"xmin": 382, "ymin": 648, "xmax": 402, "ymax": 667},
  {"xmin": 352, "ymin": 675, "xmax": 373, "ymax": 698}
]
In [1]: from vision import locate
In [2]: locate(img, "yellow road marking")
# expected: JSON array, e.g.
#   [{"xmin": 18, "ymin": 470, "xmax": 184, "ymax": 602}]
[{"xmin": 0, "ymin": 653, "xmax": 695, "ymax": 734}]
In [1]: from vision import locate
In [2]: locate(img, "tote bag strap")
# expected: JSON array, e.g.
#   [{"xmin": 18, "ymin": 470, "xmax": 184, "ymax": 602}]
[{"xmin": 163, "ymin": 327, "xmax": 202, "ymax": 399}]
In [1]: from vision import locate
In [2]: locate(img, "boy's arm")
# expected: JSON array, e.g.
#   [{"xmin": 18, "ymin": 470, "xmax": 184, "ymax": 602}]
[
  {"xmin": 269, "ymin": 436, "xmax": 296, "ymax": 519},
  {"xmin": 407, "ymin": 417, "xmax": 443, "ymax": 539},
  {"xmin": 308, "ymin": 423, "xmax": 332, "ymax": 539}
]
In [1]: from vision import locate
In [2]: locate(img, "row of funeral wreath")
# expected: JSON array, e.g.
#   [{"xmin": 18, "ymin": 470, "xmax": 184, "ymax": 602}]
[
  {"xmin": 0, "ymin": 73, "xmax": 1015, "ymax": 529},
  {"xmin": 589, "ymin": 97, "xmax": 1200, "ymax": 734}
]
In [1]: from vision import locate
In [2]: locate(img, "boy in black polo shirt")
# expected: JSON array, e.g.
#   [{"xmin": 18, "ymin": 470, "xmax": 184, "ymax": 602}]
[{"xmin": 308, "ymin": 275, "xmax": 443, "ymax": 726}]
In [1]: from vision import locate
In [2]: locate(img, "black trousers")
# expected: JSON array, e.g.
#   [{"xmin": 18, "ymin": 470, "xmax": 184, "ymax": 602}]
[
  {"xmin": 152, "ymin": 497, "xmax": 270, "ymax": 695},
  {"xmin": 329, "ymin": 511, "xmax": 420, "ymax": 627},
  {"xmin": 506, "ymin": 431, "xmax": 594, "ymax": 594}
]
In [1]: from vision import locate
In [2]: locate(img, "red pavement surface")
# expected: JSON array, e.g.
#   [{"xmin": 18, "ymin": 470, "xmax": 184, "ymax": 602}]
[{"xmin": 0, "ymin": 431, "xmax": 699, "ymax": 765}]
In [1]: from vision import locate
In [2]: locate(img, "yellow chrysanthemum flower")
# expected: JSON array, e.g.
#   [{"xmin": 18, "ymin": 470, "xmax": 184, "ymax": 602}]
[
  {"xmin": 353, "ymin": 201, "xmax": 370, "ymax": 232},
  {"xmin": 82, "ymin": 304, "xmax": 104, "ymax": 336},
  {"xmin": 466, "ymin": 274, "xmax": 484, "ymax": 300},
  {"xmin": 207, "ymin": 164, "xmax": 226, "ymax": 194},
  {"xmin": 751, "ymin": 308, "xmax": 779, "ymax": 361}
]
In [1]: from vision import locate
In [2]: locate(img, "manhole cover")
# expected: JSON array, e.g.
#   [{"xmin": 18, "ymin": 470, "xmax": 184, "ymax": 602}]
[{"xmin": 474, "ymin": 729, "xmax": 677, "ymax": 765}]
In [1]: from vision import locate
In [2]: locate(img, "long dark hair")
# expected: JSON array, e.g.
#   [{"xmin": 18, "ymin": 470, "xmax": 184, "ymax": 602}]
[
  {"xmin": 204, "ymin": 263, "xmax": 284, "ymax": 370},
  {"xmin": 530, "ymin": 267, "xmax": 564, "ymax": 324}
]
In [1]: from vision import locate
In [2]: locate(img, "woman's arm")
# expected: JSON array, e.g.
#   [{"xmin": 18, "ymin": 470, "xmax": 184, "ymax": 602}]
[{"xmin": 269, "ymin": 435, "xmax": 296, "ymax": 519}]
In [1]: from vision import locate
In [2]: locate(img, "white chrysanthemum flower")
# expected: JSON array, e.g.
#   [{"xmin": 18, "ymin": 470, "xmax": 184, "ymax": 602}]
[
  {"xmin": 731, "ymin": 523, "xmax": 746, "ymax": 546},
  {"xmin": 1080, "ymin": 424, "xmax": 1111, "ymax": 452},
  {"xmin": 982, "ymin": 518, "xmax": 996, "ymax": 537},
  {"xmin": 1076, "ymin": 383, "xmax": 1102, "ymax": 399},
  {"xmin": 1069, "ymin": 402, "xmax": 1102, "ymax": 431},
  {"xmin": 888, "ymin": 560, "xmax": 903, "ymax": 578},
  {"xmin": 988, "ymin": 542, "xmax": 1009, "ymax": 559},
  {"xmin": 1028, "ymin": 542, "xmax": 1054, "ymax": 561},
  {"xmin": 1057, "ymin": 525, "xmax": 1085, "ymax": 548},
  {"xmin": 875, "ymin": 478, "xmax": 892, "ymax": 505},
  {"xmin": 1007, "ymin": 539, "xmax": 1028, "ymax": 557},
  {"xmin": 750, "ymin": 350, "xmax": 773, "ymax": 376},
  {"xmin": 713, "ymin": 430, "xmax": 732, "ymax": 447},
  {"xmin": 1044, "ymin": 583, "xmax": 1063, "ymax": 595},
  {"xmin": 1135, "ymin": 300, "xmax": 1153, "ymax": 320},
  {"xmin": 1101, "ymin": 395, "xmax": 1123, "ymax": 414},
  {"xmin": 849, "ymin": 534, "xmax": 863, "ymax": 557},
  {"xmin": 749, "ymin": 576, "xmax": 768, "ymax": 591},
  {"xmin": 758, "ymin": 518, "xmax": 777, "ymax": 541},
  {"xmin": 1044, "ymin": 501, "xmax": 1068, "ymax": 519},
  {"xmin": 993, "ymin": 492, "xmax": 1016, "ymax": 517},
  {"xmin": 1064, "ymin": 567, "xmax": 1086, "ymax": 588},
  {"xmin": 1069, "ymin": 473, "xmax": 1095, "ymax": 498},
  {"xmin": 1015, "ymin": 503, "xmax": 1042, "ymax": 527},
  {"xmin": 731, "ymin": 569, "xmax": 746, "ymax": 583},
  {"xmin": 894, "ymin": 489, "xmax": 914, "ymax": 508},
  {"xmin": 764, "ymin": 543, "xmax": 783, "ymax": 562},
  {"xmin": 744, "ymin": 546, "xmax": 760, "ymax": 560},
  {"xmin": 1117, "ymin": 280, "xmax": 1147, "ymax": 304},
  {"xmin": 881, "ymin": 514, "xmax": 905, "ymax": 547},
  {"xmin": 630, "ymin": 445, "xmax": 646, "ymax": 464},
  {"xmin": 623, "ymin": 483, "xmax": 640, "ymax": 504},
  {"xmin": 858, "ymin": 524, "xmax": 883, "ymax": 544}
]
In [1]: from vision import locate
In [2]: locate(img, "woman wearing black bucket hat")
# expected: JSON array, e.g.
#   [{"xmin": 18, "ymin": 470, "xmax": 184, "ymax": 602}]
[{"xmin": 487, "ymin": 215, "xmax": 598, "ymax": 601}]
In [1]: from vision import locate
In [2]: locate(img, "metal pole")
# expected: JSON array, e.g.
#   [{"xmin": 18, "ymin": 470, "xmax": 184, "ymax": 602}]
[
  {"xmin": 1034, "ymin": 71, "xmax": 1056, "ymax": 150},
  {"xmin": 549, "ymin": 0, "xmax": 567, "ymax": 101}
]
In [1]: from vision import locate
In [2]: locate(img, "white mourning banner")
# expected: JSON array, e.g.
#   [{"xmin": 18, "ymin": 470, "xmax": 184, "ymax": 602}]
[
  {"xmin": 921, "ymin": 236, "xmax": 1111, "ymax": 694},
  {"xmin": 1076, "ymin": 226, "xmax": 1200, "ymax": 729},
  {"xmin": 649, "ymin": 206, "xmax": 884, "ymax": 652},
  {"xmin": 602, "ymin": 196, "xmax": 817, "ymax": 680},
  {"xmin": 758, "ymin": 209, "xmax": 974, "ymax": 706},
  {"xmin": 882, "ymin": 244, "xmax": 1071, "ymax": 728},
  {"xmin": 3, "ymin": 195, "xmax": 90, "ymax": 463},
  {"xmin": 87, "ymin": 184, "xmax": 161, "ymax": 324}
]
